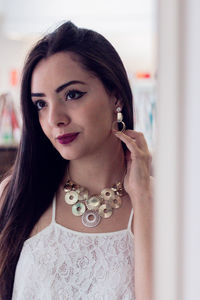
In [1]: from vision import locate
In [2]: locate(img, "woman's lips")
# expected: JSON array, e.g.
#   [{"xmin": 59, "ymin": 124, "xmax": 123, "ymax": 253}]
[{"xmin": 57, "ymin": 133, "xmax": 79, "ymax": 145}]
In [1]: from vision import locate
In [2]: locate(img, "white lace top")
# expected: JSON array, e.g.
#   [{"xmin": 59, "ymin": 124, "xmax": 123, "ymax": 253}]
[{"xmin": 12, "ymin": 196, "xmax": 135, "ymax": 300}]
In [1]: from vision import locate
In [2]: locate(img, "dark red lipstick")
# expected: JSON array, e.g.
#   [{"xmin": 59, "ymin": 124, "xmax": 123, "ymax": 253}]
[{"xmin": 57, "ymin": 133, "xmax": 79, "ymax": 145}]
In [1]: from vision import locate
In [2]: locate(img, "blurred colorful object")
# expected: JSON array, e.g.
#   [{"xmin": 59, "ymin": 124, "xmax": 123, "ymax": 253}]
[
  {"xmin": 0, "ymin": 93, "xmax": 21, "ymax": 146},
  {"xmin": 136, "ymin": 72, "xmax": 151, "ymax": 79},
  {"xmin": 131, "ymin": 77, "xmax": 156, "ymax": 155},
  {"xmin": 10, "ymin": 69, "xmax": 19, "ymax": 87}
]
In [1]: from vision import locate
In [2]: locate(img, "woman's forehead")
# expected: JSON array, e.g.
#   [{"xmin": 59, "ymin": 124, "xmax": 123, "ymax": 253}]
[
  {"xmin": 31, "ymin": 52, "xmax": 94, "ymax": 91},
  {"xmin": 33, "ymin": 52, "xmax": 86, "ymax": 76}
]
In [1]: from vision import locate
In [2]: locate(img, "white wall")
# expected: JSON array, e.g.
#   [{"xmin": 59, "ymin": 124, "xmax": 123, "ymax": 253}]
[
  {"xmin": 0, "ymin": 0, "xmax": 156, "ymax": 75},
  {"xmin": 181, "ymin": 0, "xmax": 200, "ymax": 298},
  {"xmin": 154, "ymin": 0, "xmax": 181, "ymax": 299},
  {"xmin": 154, "ymin": 0, "xmax": 200, "ymax": 299},
  {"xmin": 0, "ymin": 36, "xmax": 26, "ymax": 93}
]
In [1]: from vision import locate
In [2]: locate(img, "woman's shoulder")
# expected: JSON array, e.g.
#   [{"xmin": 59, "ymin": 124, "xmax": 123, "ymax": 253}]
[{"xmin": 0, "ymin": 176, "xmax": 11, "ymax": 210}]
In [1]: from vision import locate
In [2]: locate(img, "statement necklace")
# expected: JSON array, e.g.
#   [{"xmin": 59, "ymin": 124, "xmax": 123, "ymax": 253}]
[{"xmin": 63, "ymin": 175, "xmax": 126, "ymax": 228}]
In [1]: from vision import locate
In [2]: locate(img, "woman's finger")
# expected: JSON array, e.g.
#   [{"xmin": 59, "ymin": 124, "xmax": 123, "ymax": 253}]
[
  {"xmin": 124, "ymin": 130, "xmax": 149, "ymax": 152},
  {"xmin": 114, "ymin": 131, "xmax": 140, "ymax": 155}
]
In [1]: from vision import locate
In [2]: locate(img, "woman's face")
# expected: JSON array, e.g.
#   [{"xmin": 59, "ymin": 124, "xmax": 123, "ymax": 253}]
[{"xmin": 31, "ymin": 52, "xmax": 120, "ymax": 160}]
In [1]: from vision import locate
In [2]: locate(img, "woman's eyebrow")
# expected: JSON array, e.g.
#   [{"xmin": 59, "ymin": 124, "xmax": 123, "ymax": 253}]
[
  {"xmin": 55, "ymin": 80, "xmax": 86, "ymax": 93},
  {"xmin": 31, "ymin": 80, "xmax": 86, "ymax": 97},
  {"xmin": 31, "ymin": 92, "xmax": 45, "ymax": 97}
]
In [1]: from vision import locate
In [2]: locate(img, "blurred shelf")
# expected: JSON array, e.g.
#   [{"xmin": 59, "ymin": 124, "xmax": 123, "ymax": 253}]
[
  {"xmin": 0, "ymin": 145, "xmax": 18, "ymax": 150},
  {"xmin": 0, "ymin": 146, "xmax": 18, "ymax": 180}
]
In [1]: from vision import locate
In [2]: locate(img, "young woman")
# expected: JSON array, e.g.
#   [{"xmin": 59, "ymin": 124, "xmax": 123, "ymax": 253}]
[{"xmin": 0, "ymin": 21, "xmax": 153, "ymax": 300}]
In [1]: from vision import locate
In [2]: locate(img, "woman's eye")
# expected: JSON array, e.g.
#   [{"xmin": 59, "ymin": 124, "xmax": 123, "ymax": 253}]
[
  {"xmin": 65, "ymin": 90, "xmax": 86, "ymax": 100},
  {"xmin": 34, "ymin": 100, "xmax": 46, "ymax": 111}
]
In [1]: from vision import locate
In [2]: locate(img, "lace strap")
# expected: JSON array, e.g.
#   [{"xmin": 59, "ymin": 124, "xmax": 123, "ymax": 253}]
[
  {"xmin": 127, "ymin": 208, "xmax": 134, "ymax": 230},
  {"xmin": 51, "ymin": 196, "xmax": 56, "ymax": 223}
]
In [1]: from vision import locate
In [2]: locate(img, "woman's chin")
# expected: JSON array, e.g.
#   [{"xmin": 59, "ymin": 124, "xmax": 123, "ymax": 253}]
[
  {"xmin": 56, "ymin": 147, "xmax": 85, "ymax": 161},
  {"xmin": 58, "ymin": 151, "xmax": 79, "ymax": 161}
]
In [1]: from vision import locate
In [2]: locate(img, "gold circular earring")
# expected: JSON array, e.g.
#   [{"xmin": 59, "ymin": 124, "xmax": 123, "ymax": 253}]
[{"xmin": 112, "ymin": 107, "xmax": 126, "ymax": 132}]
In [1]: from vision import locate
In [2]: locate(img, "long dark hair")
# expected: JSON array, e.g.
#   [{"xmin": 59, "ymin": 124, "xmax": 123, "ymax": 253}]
[{"xmin": 0, "ymin": 21, "xmax": 134, "ymax": 299}]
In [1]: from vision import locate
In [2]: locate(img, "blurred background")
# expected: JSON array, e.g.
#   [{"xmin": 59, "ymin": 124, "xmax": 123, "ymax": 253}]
[{"xmin": 0, "ymin": 1, "xmax": 200, "ymax": 300}]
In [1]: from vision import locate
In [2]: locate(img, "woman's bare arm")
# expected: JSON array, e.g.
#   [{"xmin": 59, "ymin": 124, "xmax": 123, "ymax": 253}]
[
  {"xmin": 132, "ymin": 176, "xmax": 154, "ymax": 300},
  {"xmin": 133, "ymin": 194, "xmax": 153, "ymax": 300}
]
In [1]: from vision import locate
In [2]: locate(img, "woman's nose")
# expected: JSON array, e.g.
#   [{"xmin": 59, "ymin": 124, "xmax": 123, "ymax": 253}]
[{"xmin": 47, "ymin": 102, "xmax": 70, "ymax": 127}]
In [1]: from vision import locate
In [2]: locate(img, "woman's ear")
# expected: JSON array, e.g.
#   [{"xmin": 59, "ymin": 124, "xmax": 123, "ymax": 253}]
[
  {"xmin": 114, "ymin": 98, "xmax": 124, "ymax": 110},
  {"xmin": 111, "ymin": 91, "xmax": 124, "ymax": 110}
]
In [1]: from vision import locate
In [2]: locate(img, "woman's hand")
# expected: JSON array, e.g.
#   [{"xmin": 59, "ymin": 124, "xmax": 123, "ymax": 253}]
[{"xmin": 114, "ymin": 129, "xmax": 152, "ymax": 208}]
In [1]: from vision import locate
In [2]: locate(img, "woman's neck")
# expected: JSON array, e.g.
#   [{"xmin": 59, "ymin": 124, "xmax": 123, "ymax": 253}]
[{"xmin": 63, "ymin": 141, "xmax": 126, "ymax": 195}]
